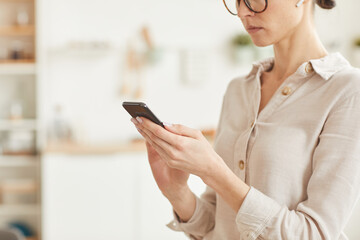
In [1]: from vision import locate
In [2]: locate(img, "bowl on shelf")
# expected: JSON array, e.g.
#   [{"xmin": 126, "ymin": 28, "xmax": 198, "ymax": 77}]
[{"xmin": 1, "ymin": 131, "xmax": 36, "ymax": 156}]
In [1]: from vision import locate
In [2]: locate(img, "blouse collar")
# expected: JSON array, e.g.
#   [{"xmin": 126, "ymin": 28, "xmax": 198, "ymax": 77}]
[{"xmin": 245, "ymin": 52, "xmax": 350, "ymax": 81}]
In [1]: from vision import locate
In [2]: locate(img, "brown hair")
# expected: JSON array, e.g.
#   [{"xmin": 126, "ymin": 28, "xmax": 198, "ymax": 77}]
[{"xmin": 315, "ymin": 0, "xmax": 336, "ymax": 9}]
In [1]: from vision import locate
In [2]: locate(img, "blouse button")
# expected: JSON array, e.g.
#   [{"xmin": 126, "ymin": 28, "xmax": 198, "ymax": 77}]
[
  {"xmin": 281, "ymin": 86, "xmax": 292, "ymax": 96},
  {"xmin": 239, "ymin": 160, "xmax": 245, "ymax": 170},
  {"xmin": 305, "ymin": 62, "xmax": 314, "ymax": 73}
]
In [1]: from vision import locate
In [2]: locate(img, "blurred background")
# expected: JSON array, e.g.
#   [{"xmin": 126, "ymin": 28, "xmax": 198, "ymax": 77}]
[{"xmin": 0, "ymin": 0, "xmax": 360, "ymax": 239}]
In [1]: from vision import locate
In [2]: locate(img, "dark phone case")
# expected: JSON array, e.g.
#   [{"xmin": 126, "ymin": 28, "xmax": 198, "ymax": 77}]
[{"xmin": 122, "ymin": 101, "xmax": 165, "ymax": 128}]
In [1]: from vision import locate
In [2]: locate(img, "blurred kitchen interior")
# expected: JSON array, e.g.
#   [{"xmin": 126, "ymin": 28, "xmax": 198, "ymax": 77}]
[{"xmin": 1, "ymin": 0, "xmax": 360, "ymax": 239}]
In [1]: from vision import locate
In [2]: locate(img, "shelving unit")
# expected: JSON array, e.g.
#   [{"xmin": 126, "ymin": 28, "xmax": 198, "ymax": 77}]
[{"xmin": 0, "ymin": 0, "xmax": 40, "ymax": 239}]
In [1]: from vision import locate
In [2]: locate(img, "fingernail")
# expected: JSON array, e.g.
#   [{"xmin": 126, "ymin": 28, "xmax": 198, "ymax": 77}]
[
  {"xmin": 131, "ymin": 118, "xmax": 138, "ymax": 125},
  {"xmin": 136, "ymin": 117, "xmax": 143, "ymax": 124},
  {"xmin": 163, "ymin": 122, "xmax": 173, "ymax": 127}
]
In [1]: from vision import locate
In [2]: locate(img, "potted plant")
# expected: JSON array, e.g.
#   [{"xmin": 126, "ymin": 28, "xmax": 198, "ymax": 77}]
[
  {"xmin": 231, "ymin": 33, "xmax": 254, "ymax": 65},
  {"xmin": 353, "ymin": 37, "xmax": 360, "ymax": 67}
]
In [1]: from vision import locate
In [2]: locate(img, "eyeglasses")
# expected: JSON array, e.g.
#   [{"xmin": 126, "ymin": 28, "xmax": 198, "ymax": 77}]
[{"xmin": 223, "ymin": 0, "xmax": 268, "ymax": 15}]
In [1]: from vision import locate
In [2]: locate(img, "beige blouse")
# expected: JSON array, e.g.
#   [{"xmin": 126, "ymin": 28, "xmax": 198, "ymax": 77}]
[{"xmin": 167, "ymin": 53, "xmax": 360, "ymax": 240}]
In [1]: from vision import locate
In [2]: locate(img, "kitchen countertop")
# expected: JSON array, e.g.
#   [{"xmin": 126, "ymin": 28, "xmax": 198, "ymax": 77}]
[
  {"xmin": 44, "ymin": 139, "xmax": 147, "ymax": 155},
  {"xmin": 44, "ymin": 129, "xmax": 215, "ymax": 155}
]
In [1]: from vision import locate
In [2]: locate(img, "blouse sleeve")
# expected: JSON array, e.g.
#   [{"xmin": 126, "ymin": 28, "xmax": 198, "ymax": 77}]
[
  {"xmin": 235, "ymin": 91, "xmax": 360, "ymax": 239},
  {"xmin": 167, "ymin": 186, "xmax": 217, "ymax": 240}
]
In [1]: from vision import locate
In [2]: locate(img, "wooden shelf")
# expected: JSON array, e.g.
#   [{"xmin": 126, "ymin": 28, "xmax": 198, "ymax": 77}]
[
  {"xmin": 0, "ymin": 59, "xmax": 35, "ymax": 64},
  {"xmin": 0, "ymin": 25, "xmax": 35, "ymax": 36},
  {"xmin": 0, "ymin": 119, "xmax": 37, "ymax": 131},
  {"xmin": 1, "ymin": 179, "xmax": 37, "ymax": 193},
  {"xmin": 0, "ymin": 156, "xmax": 38, "ymax": 167},
  {"xmin": 0, "ymin": 204, "xmax": 40, "ymax": 215},
  {"xmin": 0, "ymin": 61, "xmax": 36, "ymax": 75}
]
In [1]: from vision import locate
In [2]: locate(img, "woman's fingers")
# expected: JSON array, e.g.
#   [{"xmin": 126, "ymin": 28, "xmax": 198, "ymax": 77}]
[
  {"xmin": 132, "ymin": 117, "xmax": 205, "ymax": 167},
  {"xmin": 137, "ymin": 122, "xmax": 181, "ymax": 160},
  {"xmin": 136, "ymin": 117, "xmax": 181, "ymax": 145},
  {"xmin": 132, "ymin": 118, "xmax": 176, "ymax": 159},
  {"xmin": 135, "ymin": 123, "xmax": 171, "ymax": 160},
  {"xmin": 164, "ymin": 123, "xmax": 203, "ymax": 139}
]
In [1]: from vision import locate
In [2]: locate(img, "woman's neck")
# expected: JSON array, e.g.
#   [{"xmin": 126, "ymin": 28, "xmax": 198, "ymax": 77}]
[{"xmin": 270, "ymin": 18, "xmax": 328, "ymax": 82}]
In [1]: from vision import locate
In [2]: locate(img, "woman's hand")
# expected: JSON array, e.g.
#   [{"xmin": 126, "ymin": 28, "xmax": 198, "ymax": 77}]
[
  {"xmin": 132, "ymin": 116, "xmax": 250, "ymax": 213},
  {"xmin": 131, "ymin": 117, "xmax": 226, "ymax": 182},
  {"xmin": 132, "ymin": 117, "xmax": 197, "ymax": 221},
  {"xmin": 144, "ymin": 140, "xmax": 190, "ymax": 199}
]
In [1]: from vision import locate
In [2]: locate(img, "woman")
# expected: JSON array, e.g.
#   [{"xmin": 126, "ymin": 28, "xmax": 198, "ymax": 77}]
[{"xmin": 131, "ymin": 0, "xmax": 360, "ymax": 238}]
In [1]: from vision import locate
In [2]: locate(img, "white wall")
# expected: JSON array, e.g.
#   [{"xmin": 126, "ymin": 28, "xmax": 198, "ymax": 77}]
[
  {"xmin": 315, "ymin": 0, "xmax": 360, "ymax": 61},
  {"xmin": 36, "ymin": 0, "xmax": 360, "ymax": 144},
  {"xmin": 38, "ymin": 0, "xmax": 250, "ymax": 144}
]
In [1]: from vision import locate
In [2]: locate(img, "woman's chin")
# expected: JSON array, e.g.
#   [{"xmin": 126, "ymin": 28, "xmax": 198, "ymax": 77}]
[
  {"xmin": 249, "ymin": 34, "xmax": 273, "ymax": 47},
  {"xmin": 252, "ymin": 38, "xmax": 273, "ymax": 47}
]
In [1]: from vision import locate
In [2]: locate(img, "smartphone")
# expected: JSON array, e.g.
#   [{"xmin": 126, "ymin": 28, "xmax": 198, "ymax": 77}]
[{"xmin": 122, "ymin": 101, "xmax": 165, "ymax": 128}]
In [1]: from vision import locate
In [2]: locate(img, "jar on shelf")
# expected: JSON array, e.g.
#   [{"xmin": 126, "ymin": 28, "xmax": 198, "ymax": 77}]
[{"xmin": 10, "ymin": 41, "xmax": 24, "ymax": 60}]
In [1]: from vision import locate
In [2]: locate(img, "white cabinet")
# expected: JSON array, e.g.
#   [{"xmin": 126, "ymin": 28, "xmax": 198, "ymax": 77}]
[
  {"xmin": 43, "ymin": 154, "xmax": 136, "ymax": 240},
  {"xmin": 42, "ymin": 153, "xmax": 360, "ymax": 239},
  {"xmin": 42, "ymin": 153, "xmax": 202, "ymax": 240}
]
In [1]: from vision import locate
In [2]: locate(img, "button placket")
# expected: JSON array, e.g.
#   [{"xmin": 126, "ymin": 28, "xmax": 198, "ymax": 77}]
[
  {"xmin": 233, "ymin": 79, "xmax": 261, "ymax": 180},
  {"xmin": 233, "ymin": 132, "xmax": 248, "ymax": 180},
  {"xmin": 241, "ymin": 76, "xmax": 261, "ymax": 183},
  {"xmin": 239, "ymin": 131, "xmax": 252, "ymax": 179}
]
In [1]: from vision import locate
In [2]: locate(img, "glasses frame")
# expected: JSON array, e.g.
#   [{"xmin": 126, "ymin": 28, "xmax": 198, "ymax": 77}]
[{"xmin": 223, "ymin": 0, "xmax": 268, "ymax": 15}]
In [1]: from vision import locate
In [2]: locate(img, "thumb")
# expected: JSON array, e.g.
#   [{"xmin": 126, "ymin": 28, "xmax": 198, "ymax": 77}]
[{"xmin": 163, "ymin": 122, "xmax": 201, "ymax": 139}]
